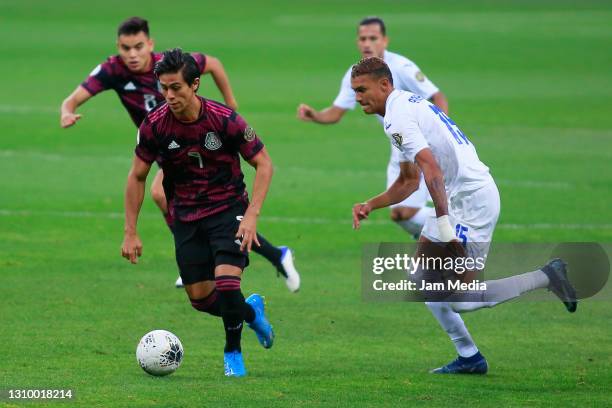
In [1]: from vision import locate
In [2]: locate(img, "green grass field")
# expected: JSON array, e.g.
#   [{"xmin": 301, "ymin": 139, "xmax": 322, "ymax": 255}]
[{"xmin": 1, "ymin": 0, "xmax": 611, "ymax": 406}]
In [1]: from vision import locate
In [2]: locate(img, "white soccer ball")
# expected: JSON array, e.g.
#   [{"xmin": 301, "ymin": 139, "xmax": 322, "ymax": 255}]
[{"xmin": 136, "ymin": 330, "xmax": 183, "ymax": 376}]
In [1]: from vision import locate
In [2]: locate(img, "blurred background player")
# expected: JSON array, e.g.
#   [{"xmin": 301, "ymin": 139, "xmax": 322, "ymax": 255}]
[
  {"xmin": 60, "ymin": 16, "xmax": 300, "ymax": 291},
  {"xmin": 122, "ymin": 48, "xmax": 275, "ymax": 377},
  {"xmin": 297, "ymin": 16, "xmax": 448, "ymax": 238},
  {"xmin": 350, "ymin": 57, "xmax": 577, "ymax": 374}
]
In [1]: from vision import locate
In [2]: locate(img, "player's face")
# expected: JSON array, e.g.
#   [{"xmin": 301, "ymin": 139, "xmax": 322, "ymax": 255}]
[
  {"xmin": 117, "ymin": 32, "xmax": 154, "ymax": 73},
  {"xmin": 158, "ymin": 72, "xmax": 200, "ymax": 114},
  {"xmin": 357, "ymin": 24, "xmax": 388, "ymax": 58},
  {"xmin": 351, "ymin": 74, "xmax": 390, "ymax": 115}
]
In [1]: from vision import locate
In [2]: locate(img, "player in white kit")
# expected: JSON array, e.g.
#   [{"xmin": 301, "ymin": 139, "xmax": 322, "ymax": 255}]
[
  {"xmin": 350, "ymin": 57, "xmax": 578, "ymax": 374},
  {"xmin": 297, "ymin": 17, "xmax": 448, "ymax": 237}
]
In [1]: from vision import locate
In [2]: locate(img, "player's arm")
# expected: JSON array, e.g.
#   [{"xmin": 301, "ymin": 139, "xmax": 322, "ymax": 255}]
[
  {"xmin": 430, "ymin": 91, "xmax": 448, "ymax": 115},
  {"xmin": 297, "ymin": 104, "xmax": 347, "ymax": 124},
  {"xmin": 352, "ymin": 161, "xmax": 420, "ymax": 229},
  {"xmin": 60, "ymin": 85, "xmax": 93, "ymax": 128},
  {"xmin": 237, "ymin": 147, "xmax": 273, "ymax": 252},
  {"xmin": 203, "ymin": 55, "xmax": 238, "ymax": 111},
  {"xmin": 122, "ymin": 155, "xmax": 153, "ymax": 264},
  {"xmin": 414, "ymin": 148, "xmax": 460, "ymax": 245}
]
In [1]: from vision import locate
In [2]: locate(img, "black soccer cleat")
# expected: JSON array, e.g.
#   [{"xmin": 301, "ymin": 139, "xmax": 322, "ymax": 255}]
[{"xmin": 541, "ymin": 258, "xmax": 577, "ymax": 313}]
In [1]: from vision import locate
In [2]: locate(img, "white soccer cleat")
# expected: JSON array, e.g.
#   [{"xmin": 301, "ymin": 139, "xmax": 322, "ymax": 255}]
[
  {"xmin": 175, "ymin": 276, "xmax": 184, "ymax": 288},
  {"xmin": 278, "ymin": 246, "xmax": 300, "ymax": 292}
]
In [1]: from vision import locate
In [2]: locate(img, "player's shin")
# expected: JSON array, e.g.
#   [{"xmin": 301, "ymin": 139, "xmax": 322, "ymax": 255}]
[
  {"xmin": 450, "ymin": 269, "xmax": 550, "ymax": 312},
  {"xmin": 251, "ymin": 233, "xmax": 283, "ymax": 267},
  {"xmin": 425, "ymin": 301, "xmax": 479, "ymax": 358},
  {"xmin": 216, "ymin": 275, "xmax": 255, "ymax": 352}
]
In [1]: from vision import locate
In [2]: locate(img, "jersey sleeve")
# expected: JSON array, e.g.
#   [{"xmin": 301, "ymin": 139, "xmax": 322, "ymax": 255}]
[
  {"xmin": 80, "ymin": 60, "xmax": 114, "ymax": 96},
  {"xmin": 396, "ymin": 60, "xmax": 439, "ymax": 100},
  {"xmin": 226, "ymin": 113, "xmax": 264, "ymax": 160},
  {"xmin": 332, "ymin": 69, "xmax": 356, "ymax": 110},
  {"xmin": 134, "ymin": 119, "xmax": 159, "ymax": 164},
  {"xmin": 191, "ymin": 52, "xmax": 207, "ymax": 74},
  {"xmin": 392, "ymin": 107, "xmax": 429, "ymax": 163}
]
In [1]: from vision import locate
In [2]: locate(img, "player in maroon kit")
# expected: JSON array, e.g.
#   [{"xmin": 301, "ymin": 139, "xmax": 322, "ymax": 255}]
[
  {"xmin": 60, "ymin": 17, "xmax": 300, "ymax": 291},
  {"xmin": 122, "ymin": 48, "xmax": 274, "ymax": 377}
]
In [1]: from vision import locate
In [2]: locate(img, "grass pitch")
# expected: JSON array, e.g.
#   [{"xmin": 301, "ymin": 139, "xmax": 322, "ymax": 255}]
[{"xmin": 1, "ymin": 0, "xmax": 611, "ymax": 406}]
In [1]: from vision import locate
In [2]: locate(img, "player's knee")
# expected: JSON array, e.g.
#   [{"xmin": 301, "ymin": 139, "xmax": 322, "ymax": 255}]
[
  {"xmin": 190, "ymin": 294, "xmax": 220, "ymax": 316},
  {"xmin": 425, "ymin": 301, "xmax": 451, "ymax": 313},
  {"xmin": 390, "ymin": 208, "xmax": 403, "ymax": 222},
  {"xmin": 390, "ymin": 207, "xmax": 419, "ymax": 222}
]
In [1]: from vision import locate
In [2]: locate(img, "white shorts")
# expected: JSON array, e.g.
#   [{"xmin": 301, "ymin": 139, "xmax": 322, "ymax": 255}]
[
  {"xmin": 386, "ymin": 147, "xmax": 430, "ymax": 209},
  {"xmin": 421, "ymin": 181, "xmax": 500, "ymax": 260}
]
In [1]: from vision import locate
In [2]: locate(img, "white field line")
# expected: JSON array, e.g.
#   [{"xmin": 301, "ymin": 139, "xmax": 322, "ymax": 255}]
[
  {"xmin": 0, "ymin": 105, "xmax": 58, "ymax": 114},
  {"xmin": 1, "ymin": 150, "xmax": 573, "ymax": 190},
  {"xmin": 0, "ymin": 209, "xmax": 610, "ymax": 230}
]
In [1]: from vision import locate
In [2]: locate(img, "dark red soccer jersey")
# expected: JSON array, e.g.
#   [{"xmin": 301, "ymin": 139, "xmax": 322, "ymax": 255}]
[
  {"xmin": 81, "ymin": 52, "xmax": 206, "ymax": 127},
  {"xmin": 135, "ymin": 97, "xmax": 264, "ymax": 222}
]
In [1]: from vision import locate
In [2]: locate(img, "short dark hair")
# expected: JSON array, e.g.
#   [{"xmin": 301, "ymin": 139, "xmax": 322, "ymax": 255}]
[
  {"xmin": 358, "ymin": 16, "xmax": 386, "ymax": 36},
  {"xmin": 154, "ymin": 48, "xmax": 200, "ymax": 86},
  {"xmin": 351, "ymin": 57, "xmax": 393, "ymax": 85},
  {"xmin": 117, "ymin": 17, "xmax": 149, "ymax": 37}
]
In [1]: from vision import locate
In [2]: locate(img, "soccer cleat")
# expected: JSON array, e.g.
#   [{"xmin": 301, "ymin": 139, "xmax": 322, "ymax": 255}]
[
  {"xmin": 224, "ymin": 350, "xmax": 247, "ymax": 377},
  {"xmin": 430, "ymin": 352, "xmax": 488, "ymax": 374},
  {"xmin": 175, "ymin": 276, "xmax": 184, "ymax": 288},
  {"xmin": 541, "ymin": 258, "xmax": 577, "ymax": 313},
  {"xmin": 277, "ymin": 246, "xmax": 300, "ymax": 292},
  {"xmin": 245, "ymin": 294, "xmax": 274, "ymax": 349}
]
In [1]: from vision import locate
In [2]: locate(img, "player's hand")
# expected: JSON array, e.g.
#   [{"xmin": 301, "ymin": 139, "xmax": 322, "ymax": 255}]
[
  {"xmin": 352, "ymin": 202, "xmax": 372, "ymax": 230},
  {"xmin": 121, "ymin": 232, "xmax": 143, "ymax": 264},
  {"xmin": 61, "ymin": 113, "xmax": 82, "ymax": 128},
  {"xmin": 236, "ymin": 213, "xmax": 260, "ymax": 253},
  {"xmin": 297, "ymin": 104, "xmax": 315, "ymax": 121}
]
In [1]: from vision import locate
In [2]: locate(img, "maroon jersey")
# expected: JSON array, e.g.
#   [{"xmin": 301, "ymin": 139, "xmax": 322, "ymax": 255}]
[
  {"xmin": 81, "ymin": 52, "xmax": 206, "ymax": 127},
  {"xmin": 135, "ymin": 97, "xmax": 264, "ymax": 222}
]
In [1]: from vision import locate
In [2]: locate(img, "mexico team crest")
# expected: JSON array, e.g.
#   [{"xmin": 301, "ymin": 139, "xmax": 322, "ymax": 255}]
[
  {"xmin": 244, "ymin": 126, "xmax": 256, "ymax": 142},
  {"xmin": 391, "ymin": 133, "xmax": 403, "ymax": 149},
  {"xmin": 204, "ymin": 132, "xmax": 222, "ymax": 150}
]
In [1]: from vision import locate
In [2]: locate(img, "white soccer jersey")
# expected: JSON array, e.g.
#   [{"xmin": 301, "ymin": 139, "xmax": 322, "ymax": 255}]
[
  {"xmin": 333, "ymin": 50, "xmax": 439, "ymax": 111},
  {"xmin": 383, "ymin": 89, "xmax": 493, "ymax": 197}
]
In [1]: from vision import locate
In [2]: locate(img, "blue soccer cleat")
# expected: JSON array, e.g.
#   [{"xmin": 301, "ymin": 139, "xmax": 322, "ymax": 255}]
[
  {"xmin": 245, "ymin": 294, "xmax": 275, "ymax": 349},
  {"xmin": 430, "ymin": 352, "xmax": 488, "ymax": 374},
  {"xmin": 224, "ymin": 350, "xmax": 247, "ymax": 377}
]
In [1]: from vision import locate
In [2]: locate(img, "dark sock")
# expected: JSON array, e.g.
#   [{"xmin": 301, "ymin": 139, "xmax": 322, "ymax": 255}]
[
  {"xmin": 216, "ymin": 275, "xmax": 249, "ymax": 352},
  {"xmin": 189, "ymin": 289, "xmax": 221, "ymax": 316},
  {"xmin": 252, "ymin": 233, "xmax": 283, "ymax": 268}
]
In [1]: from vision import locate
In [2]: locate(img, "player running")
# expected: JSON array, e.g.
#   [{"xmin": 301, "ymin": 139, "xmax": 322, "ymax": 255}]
[
  {"xmin": 350, "ymin": 57, "xmax": 577, "ymax": 374},
  {"xmin": 122, "ymin": 48, "xmax": 274, "ymax": 377},
  {"xmin": 60, "ymin": 17, "xmax": 299, "ymax": 291},
  {"xmin": 298, "ymin": 17, "xmax": 448, "ymax": 238}
]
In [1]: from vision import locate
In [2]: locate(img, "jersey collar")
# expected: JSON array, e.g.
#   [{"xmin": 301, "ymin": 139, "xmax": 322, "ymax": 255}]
[{"xmin": 384, "ymin": 89, "xmax": 401, "ymax": 116}]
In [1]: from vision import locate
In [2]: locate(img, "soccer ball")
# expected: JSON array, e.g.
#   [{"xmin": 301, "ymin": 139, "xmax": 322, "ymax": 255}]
[{"xmin": 136, "ymin": 330, "xmax": 183, "ymax": 376}]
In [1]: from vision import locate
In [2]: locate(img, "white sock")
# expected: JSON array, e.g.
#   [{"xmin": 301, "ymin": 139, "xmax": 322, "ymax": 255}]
[
  {"xmin": 425, "ymin": 301, "xmax": 479, "ymax": 357},
  {"xmin": 396, "ymin": 207, "xmax": 433, "ymax": 236},
  {"xmin": 451, "ymin": 270, "xmax": 550, "ymax": 313}
]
